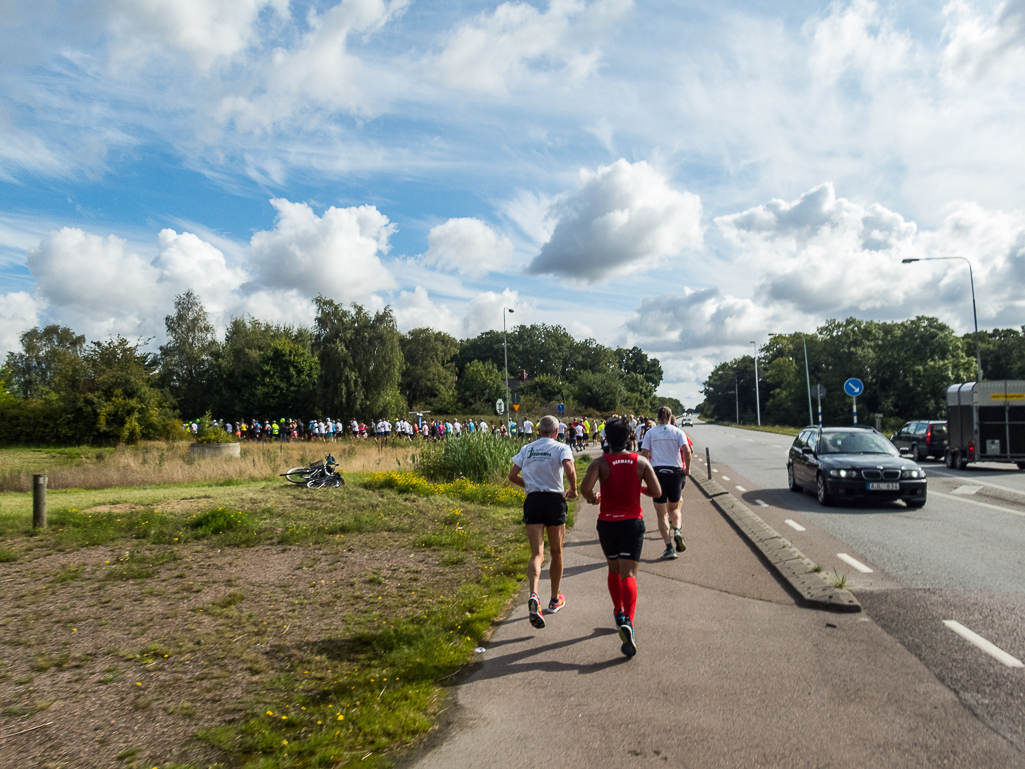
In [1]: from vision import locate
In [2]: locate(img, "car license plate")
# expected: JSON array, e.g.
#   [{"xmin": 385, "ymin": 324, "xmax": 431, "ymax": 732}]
[{"xmin": 867, "ymin": 482, "xmax": 899, "ymax": 491}]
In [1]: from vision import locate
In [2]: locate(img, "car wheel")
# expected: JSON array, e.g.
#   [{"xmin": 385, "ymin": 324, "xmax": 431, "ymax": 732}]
[
  {"xmin": 816, "ymin": 473, "xmax": 832, "ymax": 506},
  {"xmin": 787, "ymin": 464, "xmax": 801, "ymax": 492},
  {"xmin": 910, "ymin": 442, "xmax": 919, "ymax": 460},
  {"xmin": 906, "ymin": 498, "xmax": 926, "ymax": 509},
  {"xmin": 1017, "ymin": 462, "xmax": 1025, "ymax": 471},
  {"xmin": 945, "ymin": 450, "xmax": 955, "ymax": 469}
]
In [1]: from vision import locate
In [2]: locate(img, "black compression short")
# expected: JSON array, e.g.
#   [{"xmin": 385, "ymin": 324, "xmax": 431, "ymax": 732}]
[
  {"xmin": 652, "ymin": 466, "xmax": 685, "ymax": 504},
  {"xmin": 597, "ymin": 518, "xmax": 645, "ymax": 561},
  {"xmin": 522, "ymin": 492, "xmax": 568, "ymax": 526}
]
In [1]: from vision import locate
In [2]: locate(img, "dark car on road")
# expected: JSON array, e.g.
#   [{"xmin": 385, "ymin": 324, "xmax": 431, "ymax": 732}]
[
  {"xmin": 890, "ymin": 420, "xmax": 947, "ymax": 461},
  {"xmin": 787, "ymin": 426, "xmax": 927, "ymax": 508}
]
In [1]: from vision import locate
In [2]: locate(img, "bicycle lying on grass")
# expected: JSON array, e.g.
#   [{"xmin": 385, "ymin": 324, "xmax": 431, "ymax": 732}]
[{"xmin": 280, "ymin": 455, "xmax": 346, "ymax": 489}]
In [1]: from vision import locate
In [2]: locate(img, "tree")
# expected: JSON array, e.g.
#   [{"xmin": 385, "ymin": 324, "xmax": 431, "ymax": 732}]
[
  {"xmin": 458, "ymin": 360, "xmax": 504, "ymax": 411},
  {"xmin": 617, "ymin": 346, "xmax": 663, "ymax": 389},
  {"xmin": 3, "ymin": 325, "xmax": 85, "ymax": 399},
  {"xmin": 399, "ymin": 328, "xmax": 459, "ymax": 409},
  {"xmin": 314, "ymin": 297, "xmax": 405, "ymax": 419},
  {"xmin": 575, "ymin": 371, "xmax": 624, "ymax": 412},
  {"xmin": 968, "ymin": 328, "xmax": 1025, "ymax": 380},
  {"xmin": 159, "ymin": 290, "xmax": 217, "ymax": 417},
  {"xmin": 453, "ymin": 330, "xmax": 506, "ymax": 378}
]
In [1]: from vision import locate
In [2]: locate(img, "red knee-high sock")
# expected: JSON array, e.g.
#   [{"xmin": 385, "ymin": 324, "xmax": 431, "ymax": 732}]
[
  {"xmin": 620, "ymin": 576, "xmax": 637, "ymax": 623},
  {"xmin": 607, "ymin": 572, "xmax": 623, "ymax": 613}
]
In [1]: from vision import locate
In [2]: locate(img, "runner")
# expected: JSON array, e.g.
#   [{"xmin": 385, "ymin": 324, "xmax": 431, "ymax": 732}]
[
  {"xmin": 507, "ymin": 415, "xmax": 578, "ymax": 630},
  {"xmin": 580, "ymin": 417, "xmax": 660, "ymax": 657},
  {"xmin": 640, "ymin": 407, "xmax": 692, "ymax": 560}
]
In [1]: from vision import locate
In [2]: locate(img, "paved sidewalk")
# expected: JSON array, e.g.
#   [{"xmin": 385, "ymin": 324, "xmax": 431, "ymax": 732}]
[{"xmin": 407, "ymin": 479, "xmax": 1024, "ymax": 768}]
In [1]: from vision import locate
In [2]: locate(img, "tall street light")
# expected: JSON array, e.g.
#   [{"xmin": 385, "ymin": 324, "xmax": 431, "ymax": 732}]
[
  {"xmin": 750, "ymin": 340, "xmax": 761, "ymax": 426},
  {"xmin": 503, "ymin": 307, "xmax": 514, "ymax": 424},
  {"xmin": 901, "ymin": 257, "xmax": 983, "ymax": 381}
]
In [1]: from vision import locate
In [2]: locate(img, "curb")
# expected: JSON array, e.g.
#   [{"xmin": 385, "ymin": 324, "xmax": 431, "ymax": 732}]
[{"xmin": 692, "ymin": 473, "xmax": 862, "ymax": 613}]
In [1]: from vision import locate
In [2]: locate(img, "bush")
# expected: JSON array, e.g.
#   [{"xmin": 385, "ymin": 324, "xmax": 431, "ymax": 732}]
[
  {"xmin": 195, "ymin": 412, "xmax": 238, "ymax": 444},
  {"xmin": 414, "ymin": 432, "xmax": 523, "ymax": 483}
]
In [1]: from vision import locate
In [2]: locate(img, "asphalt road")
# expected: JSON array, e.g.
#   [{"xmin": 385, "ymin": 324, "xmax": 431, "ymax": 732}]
[{"xmin": 688, "ymin": 420, "xmax": 1025, "ymax": 754}]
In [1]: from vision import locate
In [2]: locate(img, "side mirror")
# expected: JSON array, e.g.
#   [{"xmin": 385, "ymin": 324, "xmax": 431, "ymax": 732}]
[{"xmin": 890, "ymin": 433, "xmax": 897, "ymax": 440}]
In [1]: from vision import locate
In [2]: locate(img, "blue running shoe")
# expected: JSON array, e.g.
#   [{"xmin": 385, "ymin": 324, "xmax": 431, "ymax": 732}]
[{"xmin": 619, "ymin": 618, "xmax": 637, "ymax": 657}]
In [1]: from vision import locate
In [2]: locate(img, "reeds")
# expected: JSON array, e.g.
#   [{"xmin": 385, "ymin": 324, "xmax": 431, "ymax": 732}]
[
  {"xmin": 0, "ymin": 439, "xmax": 418, "ymax": 492},
  {"xmin": 414, "ymin": 433, "xmax": 523, "ymax": 484}
]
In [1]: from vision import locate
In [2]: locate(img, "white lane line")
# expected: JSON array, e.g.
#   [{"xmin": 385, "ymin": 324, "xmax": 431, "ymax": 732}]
[
  {"xmin": 754, "ymin": 499, "xmax": 768, "ymax": 507},
  {"xmin": 951, "ymin": 485, "xmax": 983, "ymax": 495},
  {"xmin": 943, "ymin": 620, "xmax": 1024, "ymax": 668},
  {"xmin": 784, "ymin": 519, "xmax": 806, "ymax": 532},
  {"xmin": 928, "ymin": 471, "xmax": 1025, "ymax": 497},
  {"xmin": 735, "ymin": 485, "xmax": 747, "ymax": 492},
  {"xmin": 721, "ymin": 475, "xmax": 731, "ymax": 481},
  {"xmin": 836, "ymin": 553, "xmax": 873, "ymax": 573},
  {"xmin": 712, "ymin": 468, "xmax": 719, "ymax": 473},
  {"xmin": 930, "ymin": 490, "xmax": 1025, "ymax": 519}
]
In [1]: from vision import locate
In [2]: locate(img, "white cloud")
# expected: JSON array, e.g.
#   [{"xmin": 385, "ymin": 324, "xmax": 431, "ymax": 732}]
[
  {"xmin": 942, "ymin": 0, "xmax": 1025, "ymax": 86},
  {"xmin": 526, "ymin": 159, "xmax": 703, "ymax": 282},
  {"xmin": 461, "ymin": 289, "xmax": 523, "ymax": 337},
  {"xmin": 106, "ymin": 0, "xmax": 290, "ymax": 70},
  {"xmin": 392, "ymin": 286, "xmax": 460, "ymax": 335},
  {"xmin": 421, "ymin": 218, "xmax": 513, "ymax": 277},
  {"xmin": 0, "ymin": 291, "xmax": 41, "ymax": 360},
  {"xmin": 26, "ymin": 228, "xmax": 163, "ymax": 335},
  {"xmin": 154, "ymin": 229, "xmax": 246, "ymax": 313},
  {"xmin": 500, "ymin": 190, "xmax": 558, "ymax": 245},
  {"xmin": 806, "ymin": 0, "xmax": 912, "ymax": 86},
  {"xmin": 434, "ymin": 0, "xmax": 619, "ymax": 93},
  {"xmin": 248, "ymin": 198, "xmax": 398, "ymax": 305}
]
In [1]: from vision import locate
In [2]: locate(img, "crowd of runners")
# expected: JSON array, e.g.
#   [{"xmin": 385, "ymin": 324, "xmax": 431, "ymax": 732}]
[
  {"xmin": 182, "ymin": 414, "xmax": 674, "ymax": 448},
  {"xmin": 509, "ymin": 407, "xmax": 693, "ymax": 659}
]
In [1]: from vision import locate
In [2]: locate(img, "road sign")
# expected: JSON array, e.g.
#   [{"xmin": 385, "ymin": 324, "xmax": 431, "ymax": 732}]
[
  {"xmin": 843, "ymin": 378, "xmax": 864, "ymax": 397},
  {"xmin": 512, "ymin": 403, "xmax": 520, "ymax": 412},
  {"xmin": 557, "ymin": 403, "xmax": 565, "ymax": 412},
  {"xmin": 811, "ymin": 384, "xmax": 826, "ymax": 399},
  {"xmin": 496, "ymin": 399, "xmax": 505, "ymax": 415}
]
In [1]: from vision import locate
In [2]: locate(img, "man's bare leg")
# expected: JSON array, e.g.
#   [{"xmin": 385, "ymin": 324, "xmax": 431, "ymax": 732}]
[{"xmin": 545, "ymin": 524, "xmax": 565, "ymax": 600}]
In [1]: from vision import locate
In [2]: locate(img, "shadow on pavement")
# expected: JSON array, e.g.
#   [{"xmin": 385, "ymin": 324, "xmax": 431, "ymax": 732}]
[{"xmin": 466, "ymin": 627, "xmax": 630, "ymax": 683}]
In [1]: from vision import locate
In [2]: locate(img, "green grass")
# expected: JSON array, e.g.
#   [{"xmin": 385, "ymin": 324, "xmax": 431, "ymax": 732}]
[
  {"xmin": 414, "ymin": 433, "xmax": 524, "ymax": 483},
  {"xmin": 704, "ymin": 420, "xmax": 802, "ymax": 437},
  {"xmin": 0, "ymin": 469, "xmax": 536, "ymax": 767}
]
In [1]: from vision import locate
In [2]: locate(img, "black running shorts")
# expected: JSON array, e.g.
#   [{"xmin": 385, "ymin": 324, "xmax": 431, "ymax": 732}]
[
  {"xmin": 597, "ymin": 518, "xmax": 645, "ymax": 562},
  {"xmin": 523, "ymin": 492, "xmax": 568, "ymax": 526},
  {"xmin": 652, "ymin": 466, "xmax": 685, "ymax": 504}
]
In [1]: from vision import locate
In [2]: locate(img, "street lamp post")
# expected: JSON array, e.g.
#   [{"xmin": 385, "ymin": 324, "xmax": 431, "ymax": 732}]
[
  {"xmin": 734, "ymin": 370, "xmax": 740, "ymax": 424},
  {"xmin": 750, "ymin": 341, "xmax": 761, "ymax": 426},
  {"xmin": 503, "ymin": 307, "xmax": 514, "ymax": 425},
  {"xmin": 901, "ymin": 257, "xmax": 983, "ymax": 381}
]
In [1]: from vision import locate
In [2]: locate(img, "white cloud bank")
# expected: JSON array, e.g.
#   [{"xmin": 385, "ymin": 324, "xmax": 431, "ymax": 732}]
[
  {"xmin": 527, "ymin": 159, "xmax": 703, "ymax": 282},
  {"xmin": 421, "ymin": 218, "xmax": 513, "ymax": 278}
]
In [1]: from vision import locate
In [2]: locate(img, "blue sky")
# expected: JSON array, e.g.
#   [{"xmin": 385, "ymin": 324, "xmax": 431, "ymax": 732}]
[{"xmin": 2, "ymin": 0, "xmax": 1024, "ymax": 404}]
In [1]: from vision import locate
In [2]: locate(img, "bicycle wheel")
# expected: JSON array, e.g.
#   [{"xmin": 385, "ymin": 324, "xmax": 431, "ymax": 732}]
[{"xmin": 284, "ymin": 467, "xmax": 312, "ymax": 484}]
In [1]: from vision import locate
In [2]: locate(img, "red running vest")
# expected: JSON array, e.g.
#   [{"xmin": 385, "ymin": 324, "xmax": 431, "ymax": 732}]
[{"xmin": 598, "ymin": 452, "xmax": 643, "ymax": 521}]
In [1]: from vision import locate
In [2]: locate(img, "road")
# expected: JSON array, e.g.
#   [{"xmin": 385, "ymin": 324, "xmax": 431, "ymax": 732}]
[{"xmin": 689, "ymin": 420, "xmax": 1025, "ymax": 753}]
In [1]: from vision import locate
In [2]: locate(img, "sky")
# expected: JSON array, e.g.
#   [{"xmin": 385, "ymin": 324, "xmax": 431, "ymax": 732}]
[{"xmin": 2, "ymin": 0, "xmax": 1025, "ymax": 406}]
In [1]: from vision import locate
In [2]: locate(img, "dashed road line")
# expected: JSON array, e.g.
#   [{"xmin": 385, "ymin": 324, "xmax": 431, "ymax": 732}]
[
  {"xmin": 951, "ymin": 485, "xmax": 983, "ymax": 495},
  {"xmin": 754, "ymin": 499, "xmax": 768, "ymax": 507},
  {"xmin": 735, "ymin": 485, "xmax": 746, "ymax": 492},
  {"xmin": 930, "ymin": 490, "xmax": 1025, "ymax": 519},
  {"xmin": 720, "ymin": 476, "xmax": 731, "ymax": 481},
  {"xmin": 837, "ymin": 553, "xmax": 873, "ymax": 573},
  {"xmin": 929, "ymin": 471, "xmax": 1025, "ymax": 497},
  {"xmin": 784, "ymin": 519, "xmax": 805, "ymax": 532},
  {"xmin": 943, "ymin": 620, "xmax": 1024, "ymax": 668}
]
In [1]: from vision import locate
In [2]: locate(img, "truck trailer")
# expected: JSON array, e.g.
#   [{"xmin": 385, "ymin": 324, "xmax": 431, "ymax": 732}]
[{"xmin": 945, "ymin": 380, "xmax": 1025, "ymax": 470}]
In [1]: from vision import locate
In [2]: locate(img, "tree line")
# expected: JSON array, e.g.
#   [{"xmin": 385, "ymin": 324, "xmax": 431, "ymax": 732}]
[
  {"xmin": 699, "ymin": 316, "xmax": 1025, "ymax": 427},
  {"xmin": 0, "ymin": 291, "xmax": 680, "ymax": 445}
]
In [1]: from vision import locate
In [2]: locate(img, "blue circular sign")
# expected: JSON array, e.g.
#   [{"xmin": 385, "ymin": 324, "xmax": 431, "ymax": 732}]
[
  {"xmin": 557, "ymin": 403, "xmax": 565, "ymax": 412},
  {"xmin": 843, "ymin": 378, "xmax": 864, "ymax": 397}
]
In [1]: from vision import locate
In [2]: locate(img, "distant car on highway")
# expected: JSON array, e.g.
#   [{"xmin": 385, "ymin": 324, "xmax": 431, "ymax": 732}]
[
  {"xmin": 890, "ymin": 420, "xmax": 947, "ymax": 461},
  {"xmin": 787, "ymin": 426, "xmax": 927, "ymax": 508},
  {"xmin": 682, "ymin": 416, "xmax": 693, "ymax": 426}
]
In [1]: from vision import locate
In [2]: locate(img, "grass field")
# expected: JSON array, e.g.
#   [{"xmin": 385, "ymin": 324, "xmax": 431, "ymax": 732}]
[{"xmin": 0, "ymin": 442, "xmax": 547, "ymax": 768}]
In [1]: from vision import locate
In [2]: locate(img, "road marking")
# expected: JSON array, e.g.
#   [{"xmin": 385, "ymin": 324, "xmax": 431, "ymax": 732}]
[
  {"xmin": 784, "ymin": 519, "xmax": 805, "ymax": 531},
  {"xmin": 836, "ymin": 553, "xmax": 873, "ymax": 573},
  {"xmin": 951, "ymin": 485, "xmax": 983, "ymax": 495},
  {"xmin": 943, "ymin": 620, "xmax": 1024, "ymax": 668},
  {"xmin": 735, "ymin": 485, "xmax": 746, "ymax": 492},
  {"xmin": 712, "ymin": 468, "xmax": 718, "ymax": 473},
  {"xmin": 929, "ymin": 470, "xmax": 1025, "ymax": 497},
  {"xmin": 754, "ymin": 499, "xmax": 768, "ymax": 507},
  {"xmin": 930, "ymin": 490, "xmax": 1025, "ymax": 519},
  {"xmin": 721, "ymin": 475, "xmax": 731, "ymax": 481}
]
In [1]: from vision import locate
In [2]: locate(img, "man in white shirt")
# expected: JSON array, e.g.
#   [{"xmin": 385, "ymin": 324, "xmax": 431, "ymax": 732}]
[
  {"xmin": 508, "ymin": 415, "xmax": 578, "ymax": 629},
  {"xmin": 453, "ymin": 420, "xmax": 462, "ymax": 436},
  {"xmin": 522, "ymin": 418, "xmax": 534, "ymax": 437},
  {"xmin": 640, "ymin": 407, "xmax": 693, "ymax": 559},
  {"xmin": 479, "ymin": 420, "xmax": 489, "ymax": 433}
]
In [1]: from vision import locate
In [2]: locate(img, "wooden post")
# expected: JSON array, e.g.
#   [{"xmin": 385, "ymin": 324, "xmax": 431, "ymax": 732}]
[
  {"xmin": 33, "ymin": 474, "xmax": 47, "ymax": 530},
  {"xmin": 705, "ymin": 448, "xmax": 711, "ymax": 480}
]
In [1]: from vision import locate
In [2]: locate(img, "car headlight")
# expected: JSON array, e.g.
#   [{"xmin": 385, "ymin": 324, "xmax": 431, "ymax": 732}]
[
  {"xmin": 829, "ymin": 469, "xmax": 860, "ymax": 478},
  {"xmin": 901, "ymin": 469, "xmax": 924, "ymax": 479}
]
